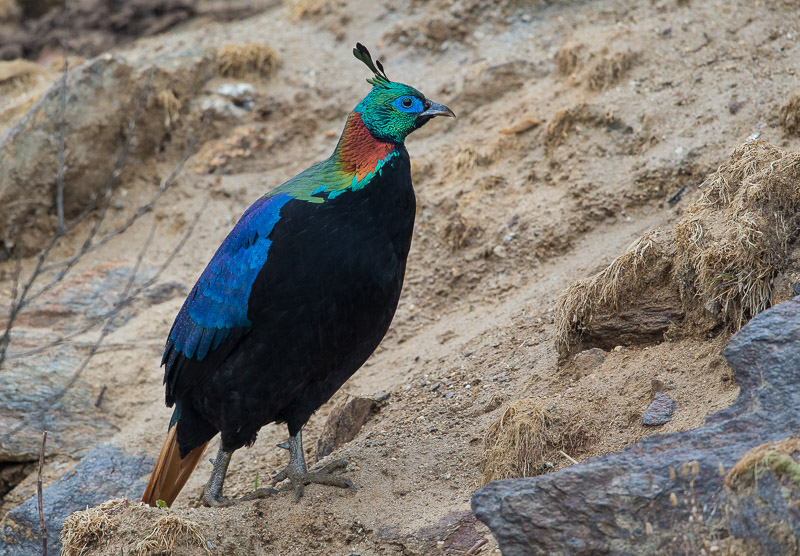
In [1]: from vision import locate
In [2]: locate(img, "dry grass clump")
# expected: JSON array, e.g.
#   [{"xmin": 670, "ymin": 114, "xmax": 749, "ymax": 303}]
[
  {"xmin": 586, "ymin": 50, "xmax": 635, "ymax": 91},
  {"xmin": 554, "ymin": 230, "xmax": 674, "ymax": 356},
  {"xmin": 674, "ymin": 140, "xmax": 800, "ymax": 328},
  {"xmin": 555, "ymin": 140, "xmax": 800, "ymax": 355},
  {"xmin": 479, "ymin": 398, "xmax": 592, "ymax": 486},
  {"xmin": 555, "ymin": 42, "xmax": 584, "ymax": 76},
  {"xmin": 779, "ymin": 95, "xmax": 800, "ymax": 136},
  {"xmin": 287, "ymin": 0, "xmax": 339, "ymax": 20},
  {"xmin": 61, "ymin": 498, "xmax": 128, "ymax": 556},
  {"xmin": 726, "ymin": 437, "xmax": 800, "ymax": 490},
  {"xmin": 156, "ymin": 89, "xmax": 182, "ymax": 127},
  {"xmin": 133, "ymin": 513, "xmax": 210, "ymax": 556},
  {"xmin": 217, "ymin": 43, "xmax": 279, "ymax": 78}
]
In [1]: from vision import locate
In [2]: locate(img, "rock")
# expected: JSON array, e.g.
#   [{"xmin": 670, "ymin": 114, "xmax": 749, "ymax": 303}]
[
  {"xmin": 0, "ymin": 0, "xmax": 197, "ymax": 61},
  {"xmin": 0, "ymin": 46, "xmax": 217, "ymax": 258},
  {"xmin": 0, "ymin": 262, "xmax": 184, "ymax": 462},
  {"xmin": 642, "ymin": 392, "xmax": 675, "ymax": 425},
  {"xmin": 472, "ymin": 296, "xmax": 800, "ymax": 555},
  {"xmin": 14, "ymin": 261, "xmax": 186, "ymax": 333},
  {"xmin": 377, "ymin": 511, "xmax": 485, "ymax": 555},
  {"xmin": 0, "ymin": 443, "xmax": 153, "ymax": 556},
  {"xmin": 315, "ymin": 396, "xmax": 376, "ymax": 462},
  {"xmin": 0, "ymin": 347, "xmax": 114, "ymax": 461},
  {"xmin": 216, "ymin": 82, "xmax": 255, "ymax": 107},
  {"xmin": 725, "ymin": 438, "xmax": 800, "ymax": 555}
]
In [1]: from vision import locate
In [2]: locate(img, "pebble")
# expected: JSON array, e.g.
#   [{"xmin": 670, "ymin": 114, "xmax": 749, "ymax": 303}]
[
  {"xmin": 445, "ymin": 391, "xmax": 455, "ymax": 399},
  {"xmin": 642, "ymin": 392, "xmax": 676, "ymax": 425}
]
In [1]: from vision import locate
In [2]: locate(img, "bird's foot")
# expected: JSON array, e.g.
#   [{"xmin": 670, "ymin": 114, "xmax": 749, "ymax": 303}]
[{"xmin": 271, "ymin": 459, "xmax": 354, "ymax": 502}]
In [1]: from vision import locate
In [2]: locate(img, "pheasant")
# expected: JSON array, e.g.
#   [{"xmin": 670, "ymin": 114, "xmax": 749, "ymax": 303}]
[{"xmin": 141, "ymin": 44, "xmax": 454, "ymax": 507}]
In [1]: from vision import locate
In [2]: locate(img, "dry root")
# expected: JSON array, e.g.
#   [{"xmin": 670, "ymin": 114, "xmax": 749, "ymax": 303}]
[
  {"xmin": 674, "ymin": 140, "xmax": 800, "ymax": 328},
  {"xmin": 555, "ymin": 42, "xmax": 584, "ymax": 77}
]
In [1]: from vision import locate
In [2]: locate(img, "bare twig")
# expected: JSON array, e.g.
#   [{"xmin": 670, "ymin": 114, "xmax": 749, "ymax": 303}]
[
  {"xmin": 37, "ymin": 430, "xmax": 48, "ymax": 556},
  {"xmin": 466, "ymin": 538, "xmax": 488, "ymax": 555},
  {"xmin": 0, "ymin": 197, "xmax": 209, "ymax": 445},
  {"xmin": 559, "ymin": 450, "xmax": 579, "ymax": 465},
  {"xmin": 55, "ymin": 1, "xmax": 72, "ymax": 234},
  {"xmin": 94, "ymin": 385, "xmax": 107, "ymax": 408},
  {"xmin": 0, "ymin": 71, "xmax": 156, "ymax": 369}
]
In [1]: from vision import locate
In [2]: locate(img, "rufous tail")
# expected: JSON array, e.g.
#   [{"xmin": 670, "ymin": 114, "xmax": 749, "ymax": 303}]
[{"xmin": 141, "ymin": 425, "xmax": 209, "ymax": 507}]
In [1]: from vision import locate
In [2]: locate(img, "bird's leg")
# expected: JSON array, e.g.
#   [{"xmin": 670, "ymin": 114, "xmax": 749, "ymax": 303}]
[
  {"xmin": 202, "ymin": 446, "xmax": 277, "ymax": 507},
  {"xmin": 271, "ymin": 430, "xmax": 354, "ymax": 502}
]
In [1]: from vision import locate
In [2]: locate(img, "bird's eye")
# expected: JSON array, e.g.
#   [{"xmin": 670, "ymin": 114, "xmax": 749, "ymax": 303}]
[{"xmin": 393, "ymin": 95, "xmax": 423, "ymax": 113}]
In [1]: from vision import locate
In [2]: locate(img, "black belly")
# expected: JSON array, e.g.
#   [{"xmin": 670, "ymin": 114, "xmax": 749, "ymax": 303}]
[{"xmin": 179, "ymin": 153, "xmax": 415, "ymax": 453}]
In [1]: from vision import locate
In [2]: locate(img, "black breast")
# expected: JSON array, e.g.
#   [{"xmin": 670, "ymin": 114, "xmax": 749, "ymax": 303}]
[{"xmin": 184, "ymin": 148, "xmax": 415, "ymax": 452}]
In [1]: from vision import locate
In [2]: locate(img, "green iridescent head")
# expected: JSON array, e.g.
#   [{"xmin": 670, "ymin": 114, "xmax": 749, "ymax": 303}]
[{"xmin": 352, "ymin": 43, "xmax": 454, "ymax": 144}]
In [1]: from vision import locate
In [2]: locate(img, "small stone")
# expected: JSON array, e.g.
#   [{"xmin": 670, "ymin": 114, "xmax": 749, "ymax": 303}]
[
  {"xmin": 642, "ymin": 392, "xmax": 676, "ymax": 425},
  {"xmin": 728, "ymin": 100, "xmax": 746, "ymax": 114},
  {"xmin": 372, "ymin": 391, "xmax": 390, "ymax": 404},
  {"xmin": 573, "ymin": 348, "xmax": 606, "ymax": 374},
  {"xmin": 217, "ymin": 82, "xmax": 255, "ymax": 105},
  {"xmin": 445, "ymin": 391, "xmax": 455, "ymax": 399}
]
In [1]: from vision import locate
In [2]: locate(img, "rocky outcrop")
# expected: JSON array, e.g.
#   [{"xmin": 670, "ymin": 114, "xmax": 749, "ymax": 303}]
[
  {"xmin": 0, "ymin": 46, "xmax": 217, "ymax": 258},
  {"xmin": 472, "ymin": 296, "xmax": 800, "ymax": 555},
  {"xmin": 0, "ymin": 444, "xmax": 153, "ymax": 556}
]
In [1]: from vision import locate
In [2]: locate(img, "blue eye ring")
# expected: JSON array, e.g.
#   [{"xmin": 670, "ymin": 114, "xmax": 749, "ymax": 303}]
[{"xmin": 392, "ymin": 95, "xmax": 423, "ymax": 113}]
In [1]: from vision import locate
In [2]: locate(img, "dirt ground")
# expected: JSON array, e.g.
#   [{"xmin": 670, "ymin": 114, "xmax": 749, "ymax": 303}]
[{"xmin": 2, "ymin": 0, "xmax": 800, "ymax": 554}]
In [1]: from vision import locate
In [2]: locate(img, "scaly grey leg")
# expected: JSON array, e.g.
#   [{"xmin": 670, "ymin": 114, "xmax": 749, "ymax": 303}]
[
  {"xmin": 271, "ymin": 430, "xmax": 354, "ymax": 502},
  {"xmin": 202, "ymin": 446, "xmax": 277, "ymax": 507}
]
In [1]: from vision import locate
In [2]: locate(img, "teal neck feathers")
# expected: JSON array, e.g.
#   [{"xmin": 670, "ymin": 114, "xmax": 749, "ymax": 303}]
[{"xmin": 269, "ymin": 111, "xmax": 400, "ymax": 203}]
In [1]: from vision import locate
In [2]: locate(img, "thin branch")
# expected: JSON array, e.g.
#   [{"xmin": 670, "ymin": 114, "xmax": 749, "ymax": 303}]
[
  {"xmin": 37, "ymin": 430, "xmax": 48, "ymax": 556},
  {"xmin": 55, "ymin": 1, "xmax": 71, "ymax": 234},
  {"xmin": 0, "ymin": 196, "xmax": 207, "ymax": 445},
  {"xmin": 0, "ymin": 72, "xmax": 159, "ymax": 368}
]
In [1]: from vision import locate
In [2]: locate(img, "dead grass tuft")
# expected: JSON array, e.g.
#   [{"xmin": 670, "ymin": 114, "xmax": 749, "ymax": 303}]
[
  {"xmin": 217, "ymin": 43, "xmax": 279, "ymax": 78},
  {"xmin": 779, "ymin": 95, "xmax": 800, "ymax": 136},
  {"xmin": 586, "ymin": 51, "xmax": 635, "ymax": 91},
  {"xmin": 726, "ymin": 437, "xmax": 800, "ymax": 490},
  {"xmin": 674, "ymin": 140, "xmax": 800, "ymax": 328},
  {"xmin": 156, "ymin": 89, "xmax": 182, "ymax": 127},
  {"xmin": 555, "ymin": 230, "xmax": 674, "ymax": 356},
  {"xmin": 287, "ymin": 0, "xmax": 340, "ymax": 20},
  {"xmin": 555, "ymin": 140, "xmax": 800, "ymax": 355},
  {"xmin": 61, "ymin": 498, "xmax": 128, "ymax": 556},
  {"xmin": 133, "ymin": 513, "xmax": 210, "ymax": 556},
  {"xmin": 479, "ymin": 398, "xmax": 592, "ymax": 486}
]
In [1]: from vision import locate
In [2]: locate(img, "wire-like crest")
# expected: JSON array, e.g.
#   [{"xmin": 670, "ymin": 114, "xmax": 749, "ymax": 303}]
[{"xmin": 353, "ymin": 43, "xmax": 391, "ymax": 88}]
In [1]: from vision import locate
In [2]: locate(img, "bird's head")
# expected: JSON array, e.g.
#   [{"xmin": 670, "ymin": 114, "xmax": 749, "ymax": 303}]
[{"xmin": 352, "ymin": 43, "xmax": 454, "ymax": 144}]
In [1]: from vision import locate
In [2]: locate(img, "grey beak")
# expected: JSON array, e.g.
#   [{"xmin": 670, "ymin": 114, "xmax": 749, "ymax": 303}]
[{"xmin": 420, "ymin": 100, "xmax": 456, "ymax": 118}]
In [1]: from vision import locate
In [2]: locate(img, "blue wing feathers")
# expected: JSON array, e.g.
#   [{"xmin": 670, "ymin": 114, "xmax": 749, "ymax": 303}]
[{"xmin": 162, "ymin": 193, "xmax": 292, "ymax": 393}]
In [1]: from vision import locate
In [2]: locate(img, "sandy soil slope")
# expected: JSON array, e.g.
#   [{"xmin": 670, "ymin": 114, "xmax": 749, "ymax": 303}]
[{"xmin": 2, "ymin": 0, "xmax": 799, "ymax": 553}]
